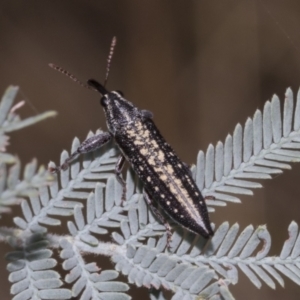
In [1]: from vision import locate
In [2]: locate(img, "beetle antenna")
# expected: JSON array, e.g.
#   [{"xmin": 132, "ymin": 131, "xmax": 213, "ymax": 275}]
[
  {"xmin": 49, "ymin": 63, "xmax": 95, "ymax": 91},
  {"xmin": 49, "ymin": 37, "xmax": 117, "ymax": 91},
  {"xmin": 104, "ymin": 36, "xmax": 117, "ymax": 88}
]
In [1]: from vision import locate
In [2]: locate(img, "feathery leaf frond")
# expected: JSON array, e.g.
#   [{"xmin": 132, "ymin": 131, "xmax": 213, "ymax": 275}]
[
  {"xmin": 6, "ymin": 233, "xmax": 71, "ymax": 300},
  {"xmin": 0, "ymin": 86, "xmax": 56, "ymax": 216},
  {"xmin": 2, "ymin": 85, "xmax": 300, "ymax": 300},
  {"xmin": 60, "ymin": 239, "xmax": 130, "ymax": 300},
  {"xmin": 196, "ymin": 88, "xmax": 300, "ymax": 211}
]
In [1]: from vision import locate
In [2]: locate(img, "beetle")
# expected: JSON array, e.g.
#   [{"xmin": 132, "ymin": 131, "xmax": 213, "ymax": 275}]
[{"xmin": 50, "ymin": 38, "xmax": 214, "ymax": 242}]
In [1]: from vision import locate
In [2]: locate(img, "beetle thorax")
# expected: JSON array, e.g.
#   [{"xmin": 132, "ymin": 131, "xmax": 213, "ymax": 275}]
[{"xmin": 102, "ymin": 91, "xmax": 139, "ymax": 135}]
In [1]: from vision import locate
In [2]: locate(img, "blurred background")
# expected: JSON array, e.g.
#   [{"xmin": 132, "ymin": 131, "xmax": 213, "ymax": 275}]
[{"xmin": 1, "ymin": 0, "xmax": 300, "ymax": 299}]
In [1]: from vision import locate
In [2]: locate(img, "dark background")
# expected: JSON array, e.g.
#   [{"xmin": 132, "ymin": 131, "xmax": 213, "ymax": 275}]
[{"xmin": 1, "ymin": 0, "xmax": 300, "ymax": 299}]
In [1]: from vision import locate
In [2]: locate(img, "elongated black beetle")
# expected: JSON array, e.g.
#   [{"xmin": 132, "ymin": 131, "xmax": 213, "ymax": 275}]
[{"xmin": 50, "ymin": 37, "xmax": 213, "ymax": 242}]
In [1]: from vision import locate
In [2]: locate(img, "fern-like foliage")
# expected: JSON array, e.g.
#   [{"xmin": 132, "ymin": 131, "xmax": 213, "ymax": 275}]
[
  {"xmin": 0, "ymin": 86, "xmax": 66, "ymax": 299},
  {"xmin": 198, "ymin": 88, "xmax": 299, "ymax": 211},
  {"xmin": 2, "ymin": 86, "xmax": 300, "ymax": 300},
  {"xmin": 0, "ymin": 86, "xmax": 56, "ymax": 215},
  {"xmin": 6, "ymin": 232, "xmax": 71, "ymax": 300}
]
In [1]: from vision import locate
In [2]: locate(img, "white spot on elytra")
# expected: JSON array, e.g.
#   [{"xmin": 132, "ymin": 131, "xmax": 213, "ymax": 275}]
[
  {"xmin": 142, "ymin": 130, "xmax": 150, "ymax": 138},
  {"xmin": 161, "ymin": 194, "xmax": 165, "ymax": 198},
  {"xmin": 127, "ymin": 130, "xmax": 135, "ymax": 137},
  {"xmin": 174, "ymin": 209, "xmax": 178, "ymax": 213},
  {"xmin": 148, "ymin": 157, "xmax": 155, "ymax": 166},
  {"xmin": 170, "ymin": 185, "xmax": 177, "ymax": 194},
  {"xmin": 134, "ymin": 140, "xmax": 144, "ymax": 146},
  {"xmin": 140, "ymin": 148, "xmax": 148, "ymax": 156},
  {"xmin": 158, "ymin": 150, "xmax": 165, "ymax": 160},
  {"xmin": 167, "ymin": 201, "xmax": 170, "ymax": 205},
  {"xmin": 166, "ymin": 164, "xmax": 174, "ymax": 174},
  {"xmin": 147, "ymin": 176, "xmax": 151, "ymax": 182},
  {"xmin": 151, "ymin": 140, "xmax": 159, "ymax": 148},
  {"xmin": 160, "ymin": 174, "xmax": 167, "ymax": 181}
]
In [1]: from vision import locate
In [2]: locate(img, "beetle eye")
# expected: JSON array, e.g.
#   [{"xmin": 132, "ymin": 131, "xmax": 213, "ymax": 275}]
[
  {"xmin": 116, "ymin": 90, "xmax": 124, "ymax": 97},
  {"xmin": 100, "ymin": 96, "xmax": 108, "ymax": 107}
]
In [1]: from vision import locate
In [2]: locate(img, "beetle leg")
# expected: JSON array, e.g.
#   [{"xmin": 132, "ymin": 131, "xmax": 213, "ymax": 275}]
[
  {"xmin": 141, "ymin": 109, "xmax": 153, "ymax": 120},
  {"xmin": 115, "ymin": 155, "xmax": 126, "ymax": 201},
  {"xmin": 50, "ymin": 132, "xmax": 112, "ymax": 173},
  {"xmin": 204, "ymin": 195, "xmax": 216, "ymax": 201}
]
